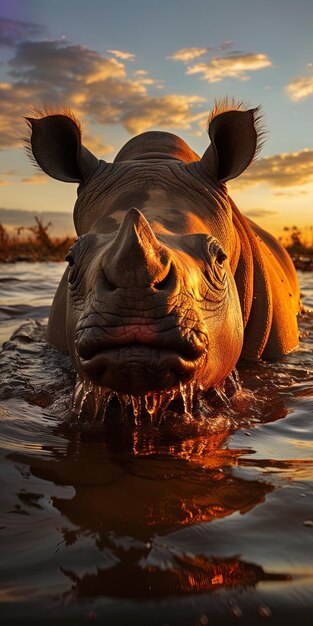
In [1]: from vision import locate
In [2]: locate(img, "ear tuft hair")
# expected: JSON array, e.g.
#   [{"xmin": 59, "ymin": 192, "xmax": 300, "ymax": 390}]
[
  {"xmin": 208, "ymin": 97, "xmax": 267, "ymax": 161},
  {"xmin": 23, "ymin": 106, "xmax": 82, "ymax": 167}
]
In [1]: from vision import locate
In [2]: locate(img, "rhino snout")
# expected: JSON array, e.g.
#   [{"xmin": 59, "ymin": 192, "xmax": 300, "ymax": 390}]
[{"xmin": 74, "ymin": 321, "xmax": 208, "ymax": 395}]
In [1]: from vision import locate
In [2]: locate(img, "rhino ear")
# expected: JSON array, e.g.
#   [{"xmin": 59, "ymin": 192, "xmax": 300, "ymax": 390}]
[
  {"xmin": 202, "ymin": 108, "xmax": 261, "ymax": 183},
  {"xmin": 25, "ymin": 114, "xmax": 99, "ymax": 183}
]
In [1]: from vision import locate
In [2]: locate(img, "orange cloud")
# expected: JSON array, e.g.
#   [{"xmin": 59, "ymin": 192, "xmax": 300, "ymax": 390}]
[
  {"xmin": 234, "ymin": 149, "xmax": 313, "ymax": 188},
  {"xmin": 167, "ymin": 47, "xmax": 211, "ymax": 62},
  {"xmin": 285, "ymin": 65, "xmax": 313, "ymax": 101},
  {"xmin": 107, "ymin": 49, "xmax": 135, "ymax": 62},
  {"xmin": 0, "ymin": 38, "xmax": 207, "ymax": 149},
  {"xmin": 122, "ymin": 95, "xmax": 205, "ymax": 134},
  {"xmin": 242, "ymin": 208, "xmax": 278, "ymax": 218},
  {"xmin": 21, "ymin": 173, "xmax": 47, "ymax": 184},
  {"xmin": 186, "ymin": 53, "xmax": 272, "ymax": 82},
  {"xmin": 82, "ymin": 132, "xmax": 114, "ymax": 157}
]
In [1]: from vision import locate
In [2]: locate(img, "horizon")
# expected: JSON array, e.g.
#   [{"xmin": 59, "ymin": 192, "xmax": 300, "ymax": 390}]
[{"xmin": 0, "ymin": 0, "xmax": 312, "ymax": 236}]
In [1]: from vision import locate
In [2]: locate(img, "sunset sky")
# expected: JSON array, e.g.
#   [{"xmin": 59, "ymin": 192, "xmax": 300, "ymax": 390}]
[{"xmin": 0, "ymin": 0, "xmax": 312, "ymax": 237}]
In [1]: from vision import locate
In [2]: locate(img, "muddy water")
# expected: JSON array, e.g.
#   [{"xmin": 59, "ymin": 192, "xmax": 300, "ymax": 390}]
[{"xmin": 0, "ymin": 262, "xmax": 313, "ymax": 625}]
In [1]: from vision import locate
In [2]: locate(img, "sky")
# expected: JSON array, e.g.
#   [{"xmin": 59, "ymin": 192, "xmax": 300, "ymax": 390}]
[{"xmin": 0, "ymin": 0, "xmax": 312, "ymax": 238}]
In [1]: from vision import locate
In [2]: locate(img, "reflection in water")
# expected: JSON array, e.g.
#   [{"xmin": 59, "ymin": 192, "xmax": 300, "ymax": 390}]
[
  {"xmin": 61, "ymin": 554, "xmax": 290, "ymax": 600},
  {"xmin": 6, "ymin": 412, "xmax": 283, "ymax": 602},
  {"xmin": 11, "ymin": 432, "xmax": 272, "ymax": 536}
]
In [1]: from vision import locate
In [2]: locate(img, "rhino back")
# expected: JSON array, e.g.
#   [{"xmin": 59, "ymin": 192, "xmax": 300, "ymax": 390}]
[{"xmin": 231, "ymin": 202, "xmax": 300, "ymax": 360}]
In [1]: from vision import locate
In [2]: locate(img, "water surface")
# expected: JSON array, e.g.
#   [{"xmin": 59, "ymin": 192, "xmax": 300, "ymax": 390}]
[{"xmin": 0, "ymin": 263, "xmax": 313, "ymax": 625}]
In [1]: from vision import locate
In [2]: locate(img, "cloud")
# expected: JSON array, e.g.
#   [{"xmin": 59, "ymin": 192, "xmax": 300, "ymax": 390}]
[
  {"xmin": 0, "ymin": 36, "xmax": 207, "ymax": 149},
  {"xmin": 167, "ymin": 47, "xmax": 211, "ymax": 63},
  {"xmin": 121, "ymin": 94, "xmax": 205, "ymax": 134},
  {"xmin": 235, "ymin": 149, "xmax": 313, "ymax": 188},
  {"xmin": 218, "ymin": 41, "xmax": 234, "ymax": 51},
  {"xmin": 242, "ymin": 208, "xmax": 278, "ymax": 218},
  {"xmin": 285, "ymin": 65, "xmax": 313, "ymax": 101},
  {"xmin": 107, "ymin": 49, "xmax": 135, "ymax": 61},
  {"xmin": 8, "ymin": 40, "xmax": 126, "ymax": 85},
  {"xmin": 81, "ymin": 132, "xmax": 114, "ymax": 157},
  {"xmin": 167, "ymin": 41, "xmax": 235, "ymax": 63},
  {"xmin": 1, "ymin": 169, "xmax": 18, "ymax": 176},
  {"xmin": 274, "ymin": 190, "xmax": 309, "ymax": 197},
  {"xmin": 0, "ymin": 16, "xmax": 46, "ymax": 47},
  {"xmin": 21, "ymin": 173, "xmax": 47, "ymax": 184},
  {"xmin": 186, "ymin": 53, "xmax": 272, "ymax": 82}
]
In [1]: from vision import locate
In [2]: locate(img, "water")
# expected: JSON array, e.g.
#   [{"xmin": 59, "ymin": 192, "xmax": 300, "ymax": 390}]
[{"xmin": 0, "ymin": 262, "xmax": 313, "ymax": 625}]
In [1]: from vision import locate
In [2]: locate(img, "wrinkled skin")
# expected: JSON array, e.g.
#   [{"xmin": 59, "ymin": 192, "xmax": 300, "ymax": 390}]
[{"xmin": 26, "ymin": 104, "xmax": 301, "ymax": 398}]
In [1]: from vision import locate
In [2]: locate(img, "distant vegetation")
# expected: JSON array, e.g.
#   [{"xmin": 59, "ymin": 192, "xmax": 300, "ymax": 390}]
[
  {"xmin": 278, "ymin": 225, "xmax": 313, "ymax": 271},
  {"xmin": 0, "ymin": 219, "xmax": 312, "ymax": 270},
  {"xmin": 0, "ymin": 218, "xmax": 75, "ymax": 263}
]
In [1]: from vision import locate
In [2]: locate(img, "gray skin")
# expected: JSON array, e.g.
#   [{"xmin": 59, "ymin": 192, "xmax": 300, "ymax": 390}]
[{"xmin": 26, "ymin": 105, "xmax": 301, "ymax": 397}]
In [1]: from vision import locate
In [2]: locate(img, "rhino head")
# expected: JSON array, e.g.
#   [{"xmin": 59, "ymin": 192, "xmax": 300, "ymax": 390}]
[{"xmin": 26, "ymin": 104, "xmax": 261, "ymax": 408}]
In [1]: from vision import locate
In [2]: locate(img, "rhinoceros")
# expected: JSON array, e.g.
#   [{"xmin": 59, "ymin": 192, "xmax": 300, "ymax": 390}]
[{"xmin": 26, "ymin": 102, "xmax": 300, "ymax": 415}]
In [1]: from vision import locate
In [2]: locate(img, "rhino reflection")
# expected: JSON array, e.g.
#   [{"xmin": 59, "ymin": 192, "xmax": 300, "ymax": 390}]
[
  {"xmin": 9, "ymin": 425, "xmax": 286, "ymax": 599},
  {"xmin": 11, "ymin": 426, "xmax": 273, "ymax": 533},
  {"xmin": 61, "ymin": 553, "xmax": 290, "ymax": 600}
]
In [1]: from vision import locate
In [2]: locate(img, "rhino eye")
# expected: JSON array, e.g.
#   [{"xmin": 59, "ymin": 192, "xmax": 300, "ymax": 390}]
[
  {"xmin": 65, "ymin": 244, "xmax": 80, "ymax": 285},
  {"xmin": 65, "ymin": 250, "xmax": 75, "ymax": 267},
  {"xmin": 216, "ymin": 249, "xmax": 227, "ymax": 266}
]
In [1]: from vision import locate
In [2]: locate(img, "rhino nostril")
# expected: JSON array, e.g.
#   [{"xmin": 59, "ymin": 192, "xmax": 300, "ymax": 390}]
[{"xmin": 154, "ymin": 263, "xmax": 175, "ymax": 291}]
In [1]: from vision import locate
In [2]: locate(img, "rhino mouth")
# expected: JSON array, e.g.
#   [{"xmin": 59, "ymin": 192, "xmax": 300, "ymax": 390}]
[{"xmin": 78, "ymin": 342, "xmax": 205, "ymax": 396}]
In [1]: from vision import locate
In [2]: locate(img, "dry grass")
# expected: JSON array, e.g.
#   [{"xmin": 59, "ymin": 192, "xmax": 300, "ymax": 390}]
[
  {"xmin": 1, "ymin": 219, "xmax": 312, "ymax": 270},
  {"xmin": 0, "ymin": 218, "xmax": 75, "ymax": 263}
]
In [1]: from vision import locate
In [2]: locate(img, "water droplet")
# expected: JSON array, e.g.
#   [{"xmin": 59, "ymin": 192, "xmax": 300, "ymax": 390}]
[
  {"xmin": 71, "ymin": 378, "xmax": 115, "ymax": 422},
  {"xmin": 215, "ymin": 386, "xmax": 230, "ymax": 407},
  {"xmin": 144, "ymin": 393, "xmax": 162, "ymax": 423},
  {"xmin": 231, "ymin": 605, "xmax": 243, "ymax": 618},
  {"xmin": 232, "ymin": 367, "xmax": 242, "ymax": 390},
  {"xmin": 179, "ymin": 381, "xmax": 194, "ymax": 416},
  {"xmin": 116, "ymin": 393, "xmax": 131, "ymax": 415},
  {"xmin": 258, "ymin": 605, "xmax": 272, "ymax": 618},
  {"xmin": 131, "ymin": 396, "xmax": 142, "ymax": 423}
]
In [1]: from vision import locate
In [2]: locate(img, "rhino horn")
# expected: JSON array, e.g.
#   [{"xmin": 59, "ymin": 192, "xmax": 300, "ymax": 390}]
[{"xmin": 104, "ymin": 208, "xmax": 172, "ymax": 289}]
